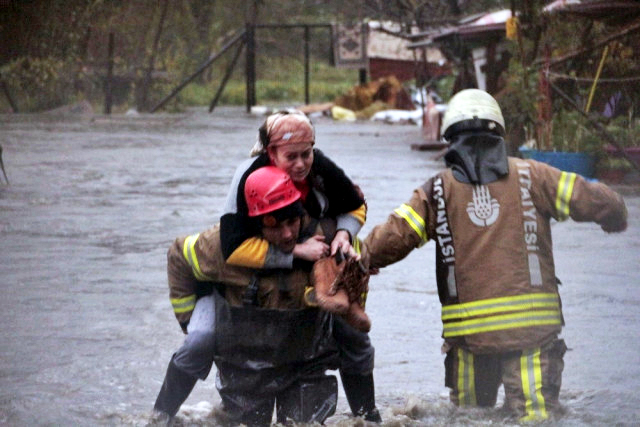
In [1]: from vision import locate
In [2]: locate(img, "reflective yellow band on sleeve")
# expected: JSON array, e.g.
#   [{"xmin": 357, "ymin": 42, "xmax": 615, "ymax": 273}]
[
  {"xmin": 555, "ymin": 171, "xmax": 576, "ymax": 221},
  {"xmin": 394, "ymin": 203, "xmax": 428, "ymax": 244},
  {"xmin": 442, "ymin": 310, "xmax": 562, "ymax": 337},
  {"xmin": 171, "ymin": 294, "xmax": 196, "ymax": 314},
  {"xmin": 182, "ymin": 234, "xmax": 213, "ymax": 281},
  {"xmin": 442, "ymin": 293, "xmax": 560, "ymax": 320}
]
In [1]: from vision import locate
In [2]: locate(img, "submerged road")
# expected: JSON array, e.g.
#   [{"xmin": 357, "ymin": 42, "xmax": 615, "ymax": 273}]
[{"xmin": 1, "ymin": 107, "xmax": 638, "ymax": 426}]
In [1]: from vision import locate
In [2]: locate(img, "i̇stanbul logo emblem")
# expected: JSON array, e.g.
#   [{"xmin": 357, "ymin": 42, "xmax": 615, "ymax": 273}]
[{"xmin": 467, "ymin": 185, "xmax": 500, "ymax": 226}]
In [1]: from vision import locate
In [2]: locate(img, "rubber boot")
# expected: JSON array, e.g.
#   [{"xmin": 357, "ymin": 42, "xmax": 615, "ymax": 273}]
[
  {"xmin": 340, "ymin": 372, "xmax": 382, "ymax": 423},
  {"xmin": 153, "ymin": 355, "xmax": 198, "ymax": 420}
]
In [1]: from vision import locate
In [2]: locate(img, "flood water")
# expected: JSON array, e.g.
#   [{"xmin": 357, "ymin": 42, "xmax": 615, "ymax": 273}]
[{"xmin": 1, "ymin": 107, "xmax": 639, "ymax": 426}]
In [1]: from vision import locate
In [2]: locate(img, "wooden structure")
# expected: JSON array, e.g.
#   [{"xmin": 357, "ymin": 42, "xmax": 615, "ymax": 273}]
[{"xmin": 151, "ymin": 21, "xmax": 451, "ymax": 114}]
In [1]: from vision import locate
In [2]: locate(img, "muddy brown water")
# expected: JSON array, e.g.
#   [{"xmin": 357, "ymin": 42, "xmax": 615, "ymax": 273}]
[{"xmin": 1, "ymin": 107, "xmax": 639, "ymax": 426}]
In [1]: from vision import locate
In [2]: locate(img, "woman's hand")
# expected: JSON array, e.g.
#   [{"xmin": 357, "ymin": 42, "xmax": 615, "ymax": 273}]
[
  {"xmin": 293, "ymin": 235, "xmax": 329, "ymax": 262},
  {"xmin": 330, "ymin": 230, "xmax": 358, "ymax": 260}
]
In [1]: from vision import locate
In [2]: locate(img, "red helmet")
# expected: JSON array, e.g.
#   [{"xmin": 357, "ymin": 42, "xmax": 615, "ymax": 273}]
[{"xmin": 245, "ymin": 166, "xmax": 302, "ymax": 217}]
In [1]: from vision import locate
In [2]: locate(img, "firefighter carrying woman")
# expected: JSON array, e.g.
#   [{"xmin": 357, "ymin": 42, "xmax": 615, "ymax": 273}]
[{"xmin": 151, "ymin": 111, "xmax": 379, "ymax": 425}]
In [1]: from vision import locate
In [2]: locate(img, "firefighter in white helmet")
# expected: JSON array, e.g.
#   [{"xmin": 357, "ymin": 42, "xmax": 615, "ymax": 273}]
[{"xmin": 361, "ymin": 89, "xmax": 628, "ymax": 421}]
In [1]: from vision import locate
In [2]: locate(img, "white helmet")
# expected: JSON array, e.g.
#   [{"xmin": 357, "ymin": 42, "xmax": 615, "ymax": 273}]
[{"xmin": 441, "ymin": 89, "xmax": 505, "ymax": 140}]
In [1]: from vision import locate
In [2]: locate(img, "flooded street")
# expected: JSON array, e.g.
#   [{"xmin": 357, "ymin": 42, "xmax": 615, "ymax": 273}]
[{"xmin": 1, "ymin": 107, "xmax": 639, "ymax": 426}]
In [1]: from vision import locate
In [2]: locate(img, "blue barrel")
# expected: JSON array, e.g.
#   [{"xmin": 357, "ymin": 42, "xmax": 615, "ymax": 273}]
[{"xmin": 519, "ymin": 148, "xmax": 595, "ymax": 178}]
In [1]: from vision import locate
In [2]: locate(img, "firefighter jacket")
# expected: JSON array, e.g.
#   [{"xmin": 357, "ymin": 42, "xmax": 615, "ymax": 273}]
[
  {"xmin": 167, "ymin": 223, "xmax": 317, "ymax": 332},
  {"xmin": 363, "ymin": 157, "xmax": 627, "ymax": 354},
  {"xmin": 219, "ymin": 149, "xmax": 366, "ymax": 269}
]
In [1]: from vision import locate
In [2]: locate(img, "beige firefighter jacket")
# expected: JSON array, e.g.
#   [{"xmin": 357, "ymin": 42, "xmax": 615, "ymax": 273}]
[
  {"xmin": 363, "ymin": 157, "xmax": 627, "ymax": 354},
  {"xmin": 167, "ymin": 223, "xmax": 312, "ymax": 331}
]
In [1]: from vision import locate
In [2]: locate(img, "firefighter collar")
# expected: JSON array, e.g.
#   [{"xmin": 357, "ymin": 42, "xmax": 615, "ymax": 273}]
[{"xmin": 444, "ymin": 131, "xmax": 509, "ymax": 185}]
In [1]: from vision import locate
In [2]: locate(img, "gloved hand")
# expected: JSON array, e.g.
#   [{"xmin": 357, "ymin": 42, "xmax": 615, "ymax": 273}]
[
  {"xmin": 601, "ymin": 204, "xmax": 628, "ymax": 233},
  {"xmin": 307, "ymin": 255, "xmax": 350, "ymax": 314},
  {"xmin": 337, "ymin": 254, "xmax": 371, "ymax": 332},
  {"xmin": 308, "ymin": 251, "xmax": 371, "ymax": 332}
]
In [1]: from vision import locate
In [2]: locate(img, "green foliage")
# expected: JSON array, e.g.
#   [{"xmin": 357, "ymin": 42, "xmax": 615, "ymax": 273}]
[
  {"xmin": 174, "ymin": 58, "xmax": 359, "ymax": 107},
  {"xmin": 551, "ymin": 114, "xmax": 640, "ymax": 176},
  {"xmin": 495, "ymin": 58, "xmax": 538, "ymax": 140},
  {"xmin": 550, "ymin": 109, "xmax": 593, "ymax": 153},
  {"xmin": 0, "ymin": 57, "xmax": 78, "ymax": 111},
  {"xmin": 0, "ymin": 0, "xmax": 519, "ymax": 113},
  {"xmin": 435, "ymin": 75, "xmax": 456, "ymax": 103},
  {"xmin": 607, "ymin": 116, "xmax": 640, "ymax": 148}
]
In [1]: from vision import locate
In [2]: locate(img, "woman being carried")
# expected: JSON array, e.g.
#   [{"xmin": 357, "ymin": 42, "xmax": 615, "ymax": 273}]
[{"xmin": 219, "ymin": 110, "xmax": 381, "ymax": 422}]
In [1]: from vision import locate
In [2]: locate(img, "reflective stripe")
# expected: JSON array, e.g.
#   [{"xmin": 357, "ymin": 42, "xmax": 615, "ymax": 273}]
[
  {"xmin": 171, "ymin": 294, "xmax": 196, "ymax": 314},
  {"xmin": 442, "ymin": 310, "xmax": 562, "ymax": 337},
  {"xmin": 394, "ymin": 203, "xmax": 428, "ymax": 244},
  {"xmin": 528, "ymin": 253, "xmax": 543, "ymax": 287},
  {"xmin": 182, "ymin": 234, "xmax": 213, "ymax": 281},
  {"xmin": 446, "ymin": 265, "xmax": 457, "ymax": 298},
  {"xmin": 457, "ymin": 348, "xmax": 476, "ymax": 406},
  {"xmin": 520, "ymin": 348, "xmax": 548, "ymax": 421},
  {"xmin": 442, "ymin": 293, "xmax": 559, "ymax": 320},
  {"xmin": 353, "ymin": 237, "xmax": 362, "ymax": 254},
  {"xmin": 555, "ymin": 171, "xmax": 576, "ymax": 221}
]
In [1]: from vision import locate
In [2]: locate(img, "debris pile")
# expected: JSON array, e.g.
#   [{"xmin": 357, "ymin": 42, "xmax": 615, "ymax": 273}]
[{"xmin": 297, "ymin": 76, "xmax": 419, "ymax": 123}]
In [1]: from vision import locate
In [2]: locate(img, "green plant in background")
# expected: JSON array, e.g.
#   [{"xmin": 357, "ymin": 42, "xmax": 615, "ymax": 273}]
[
  {"xmin": 167, "ymin": 58, "xmax": 359, "ymax": 108},
  {"xmin": 549, "ymin": 109, "xmax": 594, "ymax": 153},
  {"xmin": 434, "ymin": 75, "xmax": 455, "ymax": 103},
  {"xmin": 495, "ymin": 57, "xmax": 538, "ymax": 150},
  {"xmin": 0, "ymin": 56, "xmax": 78, "ymax": 112},
  {"xmin": 592, "ymin": 116, "xmax": 640, "ymax": 173},
  {"xmin": 606, "ymin": 115, "xmax": 640, "ymax": 149}
]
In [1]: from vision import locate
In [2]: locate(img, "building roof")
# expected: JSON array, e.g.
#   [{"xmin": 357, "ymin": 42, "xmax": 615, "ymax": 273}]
[{"xmin": 409, "ymin": 0, "xmax": 640, "ymax": 49}]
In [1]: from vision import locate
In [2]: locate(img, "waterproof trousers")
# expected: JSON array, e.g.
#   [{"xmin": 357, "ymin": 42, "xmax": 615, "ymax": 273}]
[
  {"xmin": 333, "ymin": 315, "xmax": 381, "ymax": 422},
  {"xmin": 213, "ymin": 292, "xmax": 339, "ymax": 426},
  {"xmin": 172, "ymin": 295, "xmax": 375, "ymax": 378},
  {"xmin": 445, "ymin": 338, "xmax": 567, "ymax": 421},
  {"xmin": 218, "ymin": 375, "xmax": 338, "ymax": 426},
  {"xmin": 157, "ymin": 293, "xmax": 378, "ymax": 421}
]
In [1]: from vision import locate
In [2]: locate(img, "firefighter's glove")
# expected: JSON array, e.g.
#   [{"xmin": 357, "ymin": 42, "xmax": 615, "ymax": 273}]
[
  {"xmin": 338, "ymin": 255, "xmax": 370, "ymax": 306},
  {"xmin": 308, "ymin": 254, "xmax": 350, "ymax": 314},
  {"xmin": 601, "ymin": 204, "xmax": 628, "ymax": 233},
  {"xmin": 338, "ymin": 255, "xmax": 371, "ymax": 333},
  {"xmin": 309, "ymin": 251, "xmax": 372, "ymax": 332}
]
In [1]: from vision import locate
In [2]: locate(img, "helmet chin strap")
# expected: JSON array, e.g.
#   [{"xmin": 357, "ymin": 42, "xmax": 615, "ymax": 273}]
[{"xmin": 444, "ymin": 131, "xmax": 509, "ymax": 185}]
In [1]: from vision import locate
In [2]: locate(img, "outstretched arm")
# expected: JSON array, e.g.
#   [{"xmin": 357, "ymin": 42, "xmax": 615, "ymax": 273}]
[
  {"xmin": 362, "ymin": 185, "xmax": 431, "ymax": 270},
  {"xmin": 529, "ymin": 159, "xmax": 627, "ymax": 232}
]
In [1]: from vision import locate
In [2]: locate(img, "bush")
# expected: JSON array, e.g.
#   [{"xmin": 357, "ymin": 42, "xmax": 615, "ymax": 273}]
[{"xmin": 0, "ymin": 56, "xmax": 78, "ymax": 112}]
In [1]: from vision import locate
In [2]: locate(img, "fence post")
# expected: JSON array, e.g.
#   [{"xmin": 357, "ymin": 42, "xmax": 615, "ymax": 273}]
[
  {"xmin": 140, "ymin": 0, "xmax": 169, "ymax": 111},
  {"xmin": 209, "ymin": 40, "xmax": 245, "ymax": 113},
  {"xmin": 359, "ymin": 68, "xmax": 367, "ymax": 84},
  {"xmin": 304, "ymin": 25, "xmax": 310, "ymax": 105},
  {"xmin": 104, "ymin": 32, "xmax": 114, "ymax": 115},
  {"xmin": 151, "ymin": 31, "xmax": 245, "ymax": 113},
  {"xmin": 245, "ymin": 24, "xmax": 256, "ymax": 112},
  {"xmin": 0, "ymin": 78, "xmax": 18, "ymax": 113}
]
